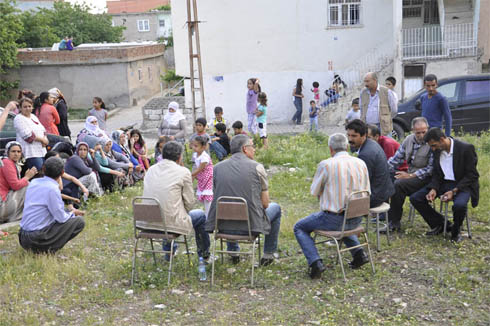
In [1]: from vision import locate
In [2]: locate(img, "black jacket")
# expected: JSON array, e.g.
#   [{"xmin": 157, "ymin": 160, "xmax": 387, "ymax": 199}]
[
  {"xmin": 358, "ymin": 138, "xmax": 395, "ymax": 207},
  {"xmin": 56, "ymin": 99, "xmax": 71, "ymax": 138},
  {"xmin": 428, "ymin": 138, "xmax": 479, "ymax": 207}
]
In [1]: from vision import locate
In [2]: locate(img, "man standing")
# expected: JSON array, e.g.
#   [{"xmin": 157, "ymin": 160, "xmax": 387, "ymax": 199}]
[
  {"xmin": 384, "ymin": 117, "xmax": 433, "ymax": 232},
  {"xmin": 205, "ymin": 134, "xmax": 282, "ymax": 266},
  {"xmin": 420, "ymin": 74, "xmax": 452, "ymax": 136},
  {"xmin": 294, "ymin": 133, "xmax": 371, "ymax": 279},
  {"xmin": 19, "ymin": 157, "xmax": 85, "ymax": 253},
  {"xmin": 143, "ymin": 141, "xmax": 210, "ymax": 259},
  {"xmin": 360, "ymin": 72, "xmax": 398, "ymax": 136},
  {"xmin": 410, "ymin": 128, "xmax": 479, "ymax": 242},
  {"xmin": 346, "ymin": 119, "xmax": 395, "ymax": 210}
]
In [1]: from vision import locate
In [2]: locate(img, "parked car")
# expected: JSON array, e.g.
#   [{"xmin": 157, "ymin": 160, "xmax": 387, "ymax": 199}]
[
  {"xmin": 392, "ymin": 74, "xmax": 490, "ymax": 139},
  {"xmin": 0, "ymin": 108, "xmax": 72, "ymax": 157}
]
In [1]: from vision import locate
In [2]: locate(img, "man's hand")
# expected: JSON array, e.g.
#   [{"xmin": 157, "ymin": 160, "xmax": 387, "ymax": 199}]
[
  {"xmin": 72, "ymin": 209, "xmax": 85, "ymax": 216},
  {"xmin": 395, "ymin": 171, "xmax": 414, "ymax": 179},
  {"xmin": 426, "ymin": 189, "xmax": 437, "ymax": 202},
  {"xmin": 441, "ymin": 190, "xmax": 454, "ymax": 202}
]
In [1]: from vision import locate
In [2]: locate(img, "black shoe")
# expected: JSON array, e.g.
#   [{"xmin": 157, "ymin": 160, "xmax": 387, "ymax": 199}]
[
  {"xmin": 425, "ymin": 225, "xmax": 443, "ymax": 236},
  {"xmin": 450, "ymin": 234, "xmax": 462, "ymax": 243},
  {"xmin": 349, "ymin": 250, "xmax": 369, "ymax": 269},
  {"xmin": 260, "ymin": 257, "xmax": 274, "ymax": 266},
  {"xmin": 380, "ymin": 222, "xmax": 401, "ymax": 234},
  {"xmin": 309, "ymin": 260, "xmax": 326, "ymax": 279},
  {"xmin": 231, "ymin": 256, "xmax": 240, "ymax": 264}
]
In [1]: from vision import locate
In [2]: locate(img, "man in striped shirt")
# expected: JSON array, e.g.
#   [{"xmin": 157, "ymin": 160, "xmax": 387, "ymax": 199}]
[{"xmin": 294, "ymin": 133, "xmax": 371, "ymax": 279}]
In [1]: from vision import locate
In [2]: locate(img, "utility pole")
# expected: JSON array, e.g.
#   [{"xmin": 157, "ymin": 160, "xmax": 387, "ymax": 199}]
[{"xmin": 186, "ymin": 0, "xmax": 205, "ymax": 124}]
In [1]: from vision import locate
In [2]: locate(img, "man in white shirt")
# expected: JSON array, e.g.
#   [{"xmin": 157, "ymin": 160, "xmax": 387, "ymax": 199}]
[{"xmin": 409, "ymin": 128, "xmax": 479, "ymax": 242}]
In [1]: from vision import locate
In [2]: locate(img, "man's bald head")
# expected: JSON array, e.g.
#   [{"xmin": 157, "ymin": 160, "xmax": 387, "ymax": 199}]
[{"xmin": 364, "ymin": 72, "xmax": 378, "ymax": 91}]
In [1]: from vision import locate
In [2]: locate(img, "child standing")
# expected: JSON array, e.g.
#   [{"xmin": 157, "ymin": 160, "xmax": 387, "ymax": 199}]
[
  {"xmin": 130, "ymin": 129, "xmax": 150, "ymax": 170},
  {"xmin": 209, "ymin": 106, "xmax": 229, "ymax": 133},
  {"xmin": 345, "ymin": 98, "xmax": 361, "ymax": 125},
  {"xmin": 246, "ymin": 78, "xmax": 261, "ymax": 134},
  {"xmin": 191, "ymin": 136, "xmax": 213, "ymax": 217},
  {"xmin": 311, "ymin": 81, "xmax": 320, "ymax": 106},
  {"xmin": 89, "ymin": 97, "xmax": 108, "ymax": 131},
  {"xmin": 190, "ymin": 117, "xmax": 211, "ymax": 144},
  {"xmin": 255, "ymin": 92, "xmax": 268, "ymax": 149},
  {"xmin": 309, "ymin": 100, "xmax": 319, "ymax": 132}
]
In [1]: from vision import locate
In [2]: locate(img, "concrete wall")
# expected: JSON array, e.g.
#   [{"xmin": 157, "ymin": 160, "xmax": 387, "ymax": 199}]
[
  {"xmin": 107, "ymin": 0, "xmax": 169, "ymax": 14},
  {"xmin": 141, "ymin": 96, "xmax": 193, "ymax": 136},
  {"xmin": 424, "ymin": 57, "xmax": 481, "ymax": 77},
  {"xmin": 7, "ymin": 44, "xmax": 166, "ymax": 108},
  {"xmin": 478, "ymin": 0, "xmax": 490, "ymax": 63},
  {"xmin": 170, "ymin": 0, "xmax": 396, "ymax": 123},
  {"xmin": 112, "ymin": 11, "xmax": 172, "ymax": 42}
]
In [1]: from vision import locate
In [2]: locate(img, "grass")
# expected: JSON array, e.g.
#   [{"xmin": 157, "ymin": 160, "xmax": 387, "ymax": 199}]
[
  {"xmin": 67, "ymin": 108, "xmax": 90, "ymax": 121},
  {"xmin": 1, "ymin": 132, "xmax": 489, "ymax": 325}
]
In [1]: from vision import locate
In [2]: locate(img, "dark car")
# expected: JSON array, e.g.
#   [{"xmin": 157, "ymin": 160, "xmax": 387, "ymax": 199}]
[
  {"xmin": 0, "ymin": 108, "xmax": 72, "ymax": 157},
  {"xmin": 392, "ymin": 74, "xmax": 490, "ymax": 139}
]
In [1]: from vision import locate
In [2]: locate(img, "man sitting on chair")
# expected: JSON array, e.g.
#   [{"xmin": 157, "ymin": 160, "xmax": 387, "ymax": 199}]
[
  {"xmin": 294, "ymin": 133, "xmax": 371, "ymax": 279},
  {"xmin": 143, "ymin": 141, "xmax": 210, "ymax": 259},
  {"xmin": 205, "ymin": 134, "xmax": 282, "ymax": 266},
  {"xmin": 409, "ymin": 128, "xmax": 479, "ymax": 242}
]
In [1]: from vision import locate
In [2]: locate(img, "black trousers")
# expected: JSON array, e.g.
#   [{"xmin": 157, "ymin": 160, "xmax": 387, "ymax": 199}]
[
  {"xmin": 19, "ymin": 217, "xmax": 85, "ymax": 254},
  {"xmin": 388, "ymin": 176, "xmax": 430, "ymax": 225}
]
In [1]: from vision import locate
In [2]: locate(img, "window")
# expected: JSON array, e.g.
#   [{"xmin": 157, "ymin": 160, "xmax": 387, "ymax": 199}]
[
  {"xmin": 403, "ymin": 0, "xmax": 423, "ymax": 18},
  {"xmin": 328, "ymin": 0, "xmax": 361, "ymax": 27},
  {"xmin": 465, "ymin": 80, "xmax": 490, "ymax": 99},
  {"xmin": 159, "ymin": 19, "xmax": 165, "ymax": 27},
  {"xmin": 437, "ymin": 82, "xmax": 458, "ymax": 102},
  {"xmin": 137, "ymin": 19, "xmax": 150, "ymax": 32},
  {"xmin": 423, "ymin": 0, "xmax": 439, "ymax": 24}
]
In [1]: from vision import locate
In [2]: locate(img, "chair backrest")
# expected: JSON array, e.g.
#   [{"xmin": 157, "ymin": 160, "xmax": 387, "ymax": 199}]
[
  {"xmin": 215, "ymin": 196, "xmax": 251, "ymax": 237},
  {"xmin": 132, "ymin": 196, "xmax": 167, "ymax": 235},
  {"xmin": 344, "ymin": 191, "xmax": 371, "ymax": 220}
]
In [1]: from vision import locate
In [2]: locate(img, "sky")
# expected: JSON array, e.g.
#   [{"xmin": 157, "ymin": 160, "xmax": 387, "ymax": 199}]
[{"xmin": 66, "ymin": 0, "xmax": 107, "ymax": 13}]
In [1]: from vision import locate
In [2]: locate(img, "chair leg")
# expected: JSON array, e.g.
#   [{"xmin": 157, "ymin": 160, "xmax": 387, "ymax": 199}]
[
  {"xmin": 220, "ymin": 239, "xmax": 224, "ymax": 264},
  {"xmin": 183, "ymin": 236, "xmax": 191, "ymax": 266},
  {"xmin": 332, "ymin": 238, "xmax": 346, "ymax": 282},
  {"xmin": 466, "ymin": 215, "xmax": 472, "ymax": 239},
  {"xmin": 131, "ymin": 238, "xmax": 139, "ymax": 287},
  {"xmin": 251, "ymin": 240, "xmax": 256, "ymax": 287},
  {"xmin": 258, "ymin": 236, "xmax": 261, "ymax": 263},
  {"xmin": 363, "ymin": 232, "xmax": 376, "ymax": 275},
  {"xmin": 385, "ymin": 212, "xmax": 391, "ymax": 246},
  {"xmin": 376, "ymin": 213, "xmax": 381, "ymax": 252},
  {"xmin": 149, "ymin": 238, "xmax": 157, "ymax": 266},
  {"xmin": 167, "ymin": 239, "xmax": 175, "ymax": 286},
  {"xmin": 365, "ymin": 215, "xmax": 369, "ymax": 235},
  {"xmin": 211, "ymin": 234, "xmax": 217, "ymax": 286},
  {"xmin": 443, "ymin": 202, "xmax": 448, "ymax": 239}
]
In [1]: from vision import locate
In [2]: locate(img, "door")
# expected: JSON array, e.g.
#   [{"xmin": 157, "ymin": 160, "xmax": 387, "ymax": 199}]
[
  {"xmin": 458, "ymin": 78, "xmax": 490, "ymax": 133},
  {"xmin": 435, "ymin": 80, "xmax": 463, "ymax": 132}
]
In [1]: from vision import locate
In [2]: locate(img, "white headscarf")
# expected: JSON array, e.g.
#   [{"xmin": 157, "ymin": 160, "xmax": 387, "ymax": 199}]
[
  {"xmin": 84, "ymin": 116, "xmax": 109, "ymax": 141},
  {"xmin": 163, "ymin": 101, "xmax": 185, "ymax": 126}
]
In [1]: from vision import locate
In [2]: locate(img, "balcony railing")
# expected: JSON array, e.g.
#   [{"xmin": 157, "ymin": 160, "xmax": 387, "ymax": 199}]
[{"xmin": 402, "ymin": 23, "xmax": 476, "ymax": 60}]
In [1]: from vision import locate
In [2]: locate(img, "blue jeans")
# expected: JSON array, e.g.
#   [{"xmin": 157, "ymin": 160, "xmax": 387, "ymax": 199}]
[
  {"xmin": 292, "ymin": 98, "xmax": 303, "ymax": 124},
  {"xmin": 209, "ymin": 141, "xmax": 227, "ymax": 160},
  {"xmin": 163, "ymin": 209, "xmax": 210, "ymax": 258},
  {"xmin": 309, "ymin": 116, "xmax": 318, "ymax": 131},
  {"xmin": 25, "ymin": 157, "xmax": 44, "ymax": 170},
  {"xmin": 226, "ymin": 203, "xmax": 281, "ymax": 256},
  {"xmin": 294, "ymin": 211, "xmax": 362, "ymax": 266}
]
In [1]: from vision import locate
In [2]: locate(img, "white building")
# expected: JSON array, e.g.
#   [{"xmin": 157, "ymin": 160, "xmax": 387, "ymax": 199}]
[{"xmin": 171, "ymin": 0, "xmax": 485, "ymax": 124}]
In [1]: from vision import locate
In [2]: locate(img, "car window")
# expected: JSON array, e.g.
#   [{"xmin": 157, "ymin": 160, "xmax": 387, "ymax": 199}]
[
  {"xmin": 465, "ymin": 80, "xmax": 490, "ymax": 99},
  {"xmin": 437, "ymin": 82, "xmax": 458, "ymax": 102}
]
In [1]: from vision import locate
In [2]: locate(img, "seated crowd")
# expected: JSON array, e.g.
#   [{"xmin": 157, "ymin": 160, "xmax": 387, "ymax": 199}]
[{"xmin": 0, "ymin": 92, "xmax": 480, "ymax": 281}]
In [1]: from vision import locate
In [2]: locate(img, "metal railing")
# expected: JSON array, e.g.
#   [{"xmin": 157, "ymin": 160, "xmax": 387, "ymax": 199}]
[
  {"xmin": 402, "ymin": 23, "xmax": 476, "ymax": 60},
  {"xmin": 161, "ymin": 76, "xmax": 185, "ymax": 97}
]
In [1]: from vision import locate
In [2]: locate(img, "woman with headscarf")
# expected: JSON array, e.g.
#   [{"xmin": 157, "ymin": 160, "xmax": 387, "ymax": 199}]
[
  {"xmin": 48, "ymin": 88, "xmax": 71, "ymax": 138},
  {"xmin": 77, "ymin": 116, "xmax": 109, "ymax": 148},
  {"xmin": 92, "ymin": 140, "xmax": 125, "ymax": 192},
  {"xmin": 63, "ymin": 142, "xmax": 103, "ymax": 198},
  {"xmin": 111, "ymin": 130, "xmax": 140, "ymax": 167},
  {"xmin": 157, "ymin": 101, "xmax": 186, "ymax": 143},
  {"xmin": 102, "ymin": 138, "xmax": 143, "ymax": 185},
  {"xmin": 0, "ymin": 142, "xmax": 38, "ymax": 222},
  {"xmin": 14, "ymin": 97, "xmax": 49, "ymax": 170}
]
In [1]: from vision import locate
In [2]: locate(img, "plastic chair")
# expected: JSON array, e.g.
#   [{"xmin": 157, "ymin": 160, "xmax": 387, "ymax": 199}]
[{"xmin": 131, "ymin": 197, "xmax": 191, "ymax": 286}]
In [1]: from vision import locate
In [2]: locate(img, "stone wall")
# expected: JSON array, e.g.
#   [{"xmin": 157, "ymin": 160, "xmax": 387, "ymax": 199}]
[{"xmin": 141, "ymin": 96, "xmax": 204, "ymax": 135}]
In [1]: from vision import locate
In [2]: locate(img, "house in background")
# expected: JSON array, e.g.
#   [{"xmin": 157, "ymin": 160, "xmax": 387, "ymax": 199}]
[
  {"xmin": 112, "ymin": 10, "xmax": 172, "ymax": 42},
  {"xmin": 107, "ymin": 0, "xmax": 169, "ymax": 14},
  {"xmin": 170, "ymin": 0, "xmax": 487, "ymax": 125},
  {"xmin": 14, "ymin": 0, "xmax": 59, "ymax": 12}
]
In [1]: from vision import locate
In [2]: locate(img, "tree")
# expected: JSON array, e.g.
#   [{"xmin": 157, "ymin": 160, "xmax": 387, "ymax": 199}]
[
  {"xmin": 19, "ymin": 2, "xmax": 125, "ymax": 48},
  {"xmin": 0, "ymin": 1, "xmax": 22, "ymax": 100}
]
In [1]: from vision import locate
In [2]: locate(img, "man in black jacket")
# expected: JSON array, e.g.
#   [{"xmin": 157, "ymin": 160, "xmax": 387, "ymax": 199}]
[
  {"xmin": 409, "ymin": 128, "xmax": 479, "ymax": 242},
  {"xmin": 346, "ymin": 119, "xmax": 395, "ymax": 209}
]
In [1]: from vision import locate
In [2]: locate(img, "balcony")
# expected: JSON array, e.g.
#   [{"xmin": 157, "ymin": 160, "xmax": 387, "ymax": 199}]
[{"xmin": 402, "ymin": 23, "xmax": 476, "ymax": 60}]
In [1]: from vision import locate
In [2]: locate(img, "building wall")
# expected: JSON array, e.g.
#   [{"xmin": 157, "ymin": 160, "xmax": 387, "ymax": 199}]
[
  {"xmin": 425, "ymin": 57, "xmax": 481, "ymax": 77},
  {"xmin": 478, "ymin": 0, "xmax": 490, "ymax": 63},
  {"xmin": 112, "ymin": 11, "xmax": 172, "ymax": 42},
  {"xmin": 171, "ymin": 0, "xmax": 396, "ymax": 124},
  {"xmin": 107, "ymin": 0, "xmax": 169, "ymax": 14},
  {"xmin": 7, "ymin": 44, "xmax": 166, "ymax": 108}
]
